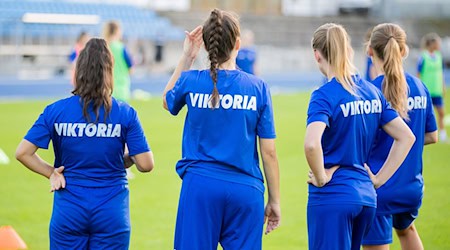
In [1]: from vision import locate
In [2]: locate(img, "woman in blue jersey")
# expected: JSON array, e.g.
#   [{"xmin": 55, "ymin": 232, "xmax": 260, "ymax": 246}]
[
  {"xmin": 362, "ymin": 24, "xmax": 438, "ymax": 250},
  {"xmin": 305, "ymin": 23, "xmax": 416, "ymax": 250},
  {"xmin": 15, "ymin": 38, "xmax": 154, "ymax": 250},
  {"xmin": 163, "ymin": 9, "xmax": 281, "ymax": 250}
]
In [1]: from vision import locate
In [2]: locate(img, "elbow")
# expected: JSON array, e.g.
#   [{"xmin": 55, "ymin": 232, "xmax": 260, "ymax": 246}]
[
  {"xmin": 162, "ymin": 101, "xmax": 169, "ymax": 111},
  {"xmin": 15, "ymin": 148, "xmax": 26, "ymax": 162},
  {"xmin": 137, "ymin": 158, "xmax": 154, "ymax": 173},
  {"xmin": 429, "ymin": 133, "xmax": 438, "ymax": 144},
  {"xmin": 162, "ymin": 93, "xmax": 169, "ymax": 111},
  {"xmin": 261, "ymin": 148, "xmax": 278, "ymax": 162},
  {"xmin": 406, "ymin": 131, "xmax": 416, "ymax": 148},
  {"xmin": 304, "ymin": 141, "xmax": 320, "ymax": 155}
]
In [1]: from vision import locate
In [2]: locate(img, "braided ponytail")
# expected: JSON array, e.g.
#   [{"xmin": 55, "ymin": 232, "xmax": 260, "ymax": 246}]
[
  {"xmin": 203, "ymin": 9, "xmax": 240, "ymax": 109},
  {"xmin": 207, "ymin": 9, "xmax": 222, "ymax": 108}
]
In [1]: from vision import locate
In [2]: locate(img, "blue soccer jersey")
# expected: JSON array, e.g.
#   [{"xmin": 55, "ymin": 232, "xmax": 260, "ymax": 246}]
[
  {"xmin": 24, "ymin": 96, "xmax": 150, "ymax": 187},
  {"xmin": 236, "ymin": 47, "xmax": 257, "ymax": 75},
  {"xmin": 307, "ymin": 76, "xmax": 398, "ymax": 207},
  {"xmin": 368, "ymin": 73, "xmax": 437, "ymax": 214},
  {"xmin": 165, "ymin": 69, "xmax": 276, "ymax": 193},
  {"xmin": 366, "ymin": 56, "xmax": 374, "ymax": 81}
]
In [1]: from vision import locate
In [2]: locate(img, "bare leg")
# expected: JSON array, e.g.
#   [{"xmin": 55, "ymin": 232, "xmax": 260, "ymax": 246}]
[
  {"xmin": 396, "ymin": 224, "xmax": 424, "ymax": 250},
  {"xmin": 363, "ymin": 245, "xmax": 390, "ymax": 250},
  {"xmin": 435, "ymin": 106, "xmax": 447, "ymax": 141}
]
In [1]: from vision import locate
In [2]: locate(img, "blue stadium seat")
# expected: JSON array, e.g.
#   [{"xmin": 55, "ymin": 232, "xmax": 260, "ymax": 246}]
[{"xmin": 0, "ymin": 0, "xmax": 183, "ymax": 41}]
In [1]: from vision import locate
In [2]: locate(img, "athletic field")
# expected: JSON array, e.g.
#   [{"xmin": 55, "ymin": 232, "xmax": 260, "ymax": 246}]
[{"xmin": 1, "ymin": 93, "xmax": 449, "ymax": 249}]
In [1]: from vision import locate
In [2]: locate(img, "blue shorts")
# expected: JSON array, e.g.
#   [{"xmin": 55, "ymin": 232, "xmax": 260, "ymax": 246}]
[
  {"xmin": 431, "ymin": 96, "xmax": 444, "ymax": 108},
  {"xmin": 50, "ymin": 184, "xmax": 130, "ymax": 250},
  {"xmin": 362, "ymin": 210, "xmax": 419, "ymax": 245},
  {"xmin": 307, "ymin": 204, "xmax": 376, "ymax": 250},
  {"xmin": 174, "ymin": 172, "xmax": 264, "ymax": 250}
]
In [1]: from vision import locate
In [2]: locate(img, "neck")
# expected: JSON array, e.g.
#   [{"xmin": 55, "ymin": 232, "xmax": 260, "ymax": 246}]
[
  {"xmin": 218, "ymin": 58, "xmax": 236, "ymax": 70},
  {"xmin": 371, "ymin": 56, "xmax": 385, "ymax": 77},
  {"xmin": 326, "ymin": 67, "xmax": 336, "ymax": 81}
]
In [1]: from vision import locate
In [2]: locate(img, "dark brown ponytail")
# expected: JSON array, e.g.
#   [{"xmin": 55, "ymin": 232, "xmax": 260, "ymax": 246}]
[
  {"xmin": 203, "ymin": 9, "xmax": 240, "ymax": 108},
  {"xmin": 72, "ymin": 38, "xmax": 114, "ymax": 123}
]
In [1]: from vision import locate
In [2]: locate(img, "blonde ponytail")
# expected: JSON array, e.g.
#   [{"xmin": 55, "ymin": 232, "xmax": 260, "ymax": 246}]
[
  {"xmin": 370, "ymin": 23, "xmax": 409, "ymax": 120},
  {"xmin": 312, "ymin": 23, "xmax": 357, "ymax": 95}
]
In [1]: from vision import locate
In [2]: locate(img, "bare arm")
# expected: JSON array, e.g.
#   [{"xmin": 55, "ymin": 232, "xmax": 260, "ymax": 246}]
[
  {"xmin": 16, "ymin": 139, "xmax": 53, "ymax": 178},
  {"xmin": 16, "ymin": 139, "xmax": 66, "ymax": 191},
  {"xmin": 424, "ymin": 131, "xmax": 438, "ymax": 145},
  {"xmin": 163, "ymin": 26, "xmax": 203, "ymax": 110},
  {"xmin": 366, "ymin": 117, "xmax": 415, "ymax": 188},
  {"xmin": 304, "ymin": 122, "xmax": 339, "ymax": 187},
  {"xmin": 129, "ymin": 152, "xmax": 154, "ymax": 173},
  {"xmin": 259, "ymin": 138, "xmax": 281, "ymax": 234},
  {"xmin": 304, "ymin": 122, "xmax": 327, "ymax": 185}
]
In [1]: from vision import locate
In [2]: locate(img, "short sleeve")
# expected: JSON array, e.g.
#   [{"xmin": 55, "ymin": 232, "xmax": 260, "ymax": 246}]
[
  {"xmin": 425, "ymin": 90, "xmax": 438, "ymax": 133},
  {"xmin": 307, "ymin": 89, "xmax": 332, "ymax": 127},
  {"xmin": 165, "ymin": 73, "xmax": 189, "ymax": 116},
  {"xmin": 68, "ymin": 50, "xmax": 77, "ymax": 63},
  {"xmin": 257, "ymin": 82, "xmax": 276, "ymax": 139},
  {"xmin": 379, "ymin": 94, "xmax": 398, "ymax": 126},
  {"xmin": 24, "ymin": 107, "xmax": 52, "ymax": 149},
  {"xmin": 417, "ymin": 56, "xmax": 424, "ymax": 74},
  {"xmin": 126, "ymin": 108, "xmax": 150, "ymax": 156},
  {"xmin": 123, "ymin": 47, "xmax": 133, "ymax": 68}
]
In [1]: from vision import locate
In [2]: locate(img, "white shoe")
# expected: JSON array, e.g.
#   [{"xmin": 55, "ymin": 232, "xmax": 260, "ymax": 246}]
[{"xmin": 439, "ymin": 130, "xmax": 448, "ymax": 143}]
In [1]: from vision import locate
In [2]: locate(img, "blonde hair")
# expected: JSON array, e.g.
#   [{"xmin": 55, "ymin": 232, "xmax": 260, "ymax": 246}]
[
  {"xmin": 421, "ymin": 32, "xmax": 441, "ymax": 50},
  {"xmin": 370, "ymin": 23, "xmax": 409, "ymax": 120},
  {"xmin": 312, "ymin": 23, "xmax": 357, "ymax": 95},
  {"xmin": 103, "ymin": 21, "xmax": 120, "ymax": 43}
]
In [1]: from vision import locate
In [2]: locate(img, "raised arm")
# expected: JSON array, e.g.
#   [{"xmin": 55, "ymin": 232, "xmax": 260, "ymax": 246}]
[
  {"xmin": 366, "ymin": 117, "xmax": 415, "ymax": 188},
  {"xmin": 163, "ymin": 26, "xmax": 203, "ymax": 110},
  {"xmin": 259, "ymin": 138, "xmax": 281, "ymax": 234}
]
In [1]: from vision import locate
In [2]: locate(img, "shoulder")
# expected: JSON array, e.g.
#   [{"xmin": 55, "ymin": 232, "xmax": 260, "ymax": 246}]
[
  {"xmin": 46, "ymin": 95, "xmax": 78, "ymax": 111},
  {"xmin": 112, "ymin": 97, "xmax": 133, "ymax": 112},
  {"xmin": 356, "ymin": 76, "xmax": 384, "ymax": 98},
  {"xmin": 405, "ymin": 72, "xmax": 429, "ymax": 93},
  {"xmin": 370, "ymin": 75, "xmax": 384, "ymax": 90}
]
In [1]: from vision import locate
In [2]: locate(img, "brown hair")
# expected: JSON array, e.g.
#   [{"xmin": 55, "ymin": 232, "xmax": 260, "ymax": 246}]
[
  {"xmin": 370, "ymin": 23, "xmax": 409, "ymax": 120},
  {"xmin": 103, "ymin": 21, "xmax": 120, "ymax": 43},
  {"xmin": 312, "ymin": 23, "xmax": 357, "ymax": 94},
  {"xmin": 202, "ymin": 9, "xmax": 240, "ymax": 108},
  {"xmin": 72, "ymin": 38, "xmax": 114, "ymax": 123}
]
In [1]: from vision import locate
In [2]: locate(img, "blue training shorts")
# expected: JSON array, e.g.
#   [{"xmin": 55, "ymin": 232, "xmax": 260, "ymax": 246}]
[
  {"xmin": 307, "ymin": 204, "xmax": 376, "ymax": 250},
  {"xmin": 174, "ymin": 172, "xmax": 264, "ymax": 250},
  {"xmin": 431, "ymin": 96, "xmax": 444, "ymax": 108},
  {"xmin": 50, "ymin": 184, "xmax": 130, "ymax": 250},
  {"xmin": 362, "ymin": 209, "xmax": 419, "ymax": 245}
]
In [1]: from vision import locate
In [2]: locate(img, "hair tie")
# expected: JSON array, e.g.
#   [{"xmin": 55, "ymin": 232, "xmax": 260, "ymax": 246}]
[{"xmin": 388, "ymin": 36, "xmax": 395, "ymax": 40}]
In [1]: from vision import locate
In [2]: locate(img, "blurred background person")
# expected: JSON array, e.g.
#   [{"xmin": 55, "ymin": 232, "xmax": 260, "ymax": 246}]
[
  {"xmin": 365, "ymin": 27, "xmax": 376, "ymax": 82},
  {"xmin": 103, "ymin": 21, "xmax": 134, "ymax": 103},
  {"xmin": 236, "ymin": 29, "xmax": 258, "ymax": 75},
  {"xmin": 69, "ymin": 31, "xmax": 89, "ymax": 85},
  {"xmin": 418, "ymin": 32, "xmax": 447, "ymax": 142},
  {"xmin": 103, "ymin": 21, "xmax": 136, "ymax": 179}
]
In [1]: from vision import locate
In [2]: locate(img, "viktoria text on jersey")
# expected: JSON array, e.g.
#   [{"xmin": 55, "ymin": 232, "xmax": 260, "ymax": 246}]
[
  {"xmin": 54, "ymin": 123, "xmax": 121, "ymax": 137},
  {"xmin": 189, "ymin": 92, "xmax": 257, "ymax": 111}
]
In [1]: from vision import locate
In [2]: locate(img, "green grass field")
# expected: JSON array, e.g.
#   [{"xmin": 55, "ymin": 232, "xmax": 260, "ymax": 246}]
[{"xmin": 1, "ymin": 93, "xmax": 449, "ymax": 249}]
